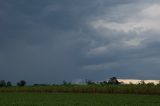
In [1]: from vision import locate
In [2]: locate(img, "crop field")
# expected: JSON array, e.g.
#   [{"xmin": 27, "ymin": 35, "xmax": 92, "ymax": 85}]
[
  {"xmin": 0, "ymin": 93, "xmax": 160, "ymax": 106},
  {"xmin": 0, "ymin": 84, "xmax": 160, "ymax": 95}
]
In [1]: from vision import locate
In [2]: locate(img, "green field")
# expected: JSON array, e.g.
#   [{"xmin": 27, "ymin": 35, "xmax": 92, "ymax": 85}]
[
  {"xmin": 0, "ymin": 93, "xmax": 160, "ymax": 106},
  {"xmin": 1, "ymin": 84, "xmax": 160, "ymax": 95}
]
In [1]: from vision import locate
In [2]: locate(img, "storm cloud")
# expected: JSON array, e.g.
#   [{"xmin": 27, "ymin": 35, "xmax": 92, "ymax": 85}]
[{"xmin": 0, "ymin": 0, "xmax": 160, "ymax": 84}]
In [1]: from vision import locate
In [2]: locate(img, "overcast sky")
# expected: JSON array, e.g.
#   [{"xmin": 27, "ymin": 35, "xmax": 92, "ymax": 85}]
[{"xmin": 1, "ymin": 0, "xmax": 160, "ymax": 84}]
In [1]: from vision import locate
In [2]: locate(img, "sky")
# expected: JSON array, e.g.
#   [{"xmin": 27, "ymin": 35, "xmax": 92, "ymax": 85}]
[{"xmin": 1, "ymin": 0, "xmax": 160, "ymax": 84}]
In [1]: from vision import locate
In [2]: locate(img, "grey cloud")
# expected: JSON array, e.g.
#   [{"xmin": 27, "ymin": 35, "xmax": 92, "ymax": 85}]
[{"xmin": 0, "ymin": 0, "xmax": 160, "ymax": 84}]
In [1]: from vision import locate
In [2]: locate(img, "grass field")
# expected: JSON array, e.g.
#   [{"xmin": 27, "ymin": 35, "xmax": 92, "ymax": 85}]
[
  {"xmin": 0, "ymin": 93, "xmax": 160, "ymax": 106},
  {"xmin": 1, "ymin": 84, "xmax": 160, "ymax": 95}
]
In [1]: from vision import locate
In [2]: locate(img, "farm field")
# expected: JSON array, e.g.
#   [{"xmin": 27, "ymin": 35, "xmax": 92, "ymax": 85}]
[{"xmin": 0, "ymin": 93, "xmax": 160, "ymax": 106}]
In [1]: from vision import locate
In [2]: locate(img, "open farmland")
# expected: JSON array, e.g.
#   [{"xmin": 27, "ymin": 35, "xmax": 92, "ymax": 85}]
[
  {"xmin": 0, "ymin": 93, "xmax": 160, "ymax": 106},
  {"xmin": 0, "ymin": 84, "xmax": 160, "ymax": 95}
]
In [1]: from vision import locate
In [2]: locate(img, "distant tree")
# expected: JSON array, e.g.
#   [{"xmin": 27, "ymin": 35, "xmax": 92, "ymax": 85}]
[
  {"xmin": 100, "ymin": 81, "xmax": 108, "ymax": 86},
  {"xmin": 158, "ymin": 81, "xmax": 160, "ymax": 85},
  {"xmin": 119, "ymin": 81, "xmax": 125, "ymax": 85},
  {"xmin": 33, "ymin": 84, "xmax": 39, "ymax": 86},
  {"xmin": 62, "ymin": 80, "xmax": 72, "ymax": 86},
  {"xmin": 0, "ymin": 80, "xmax": 6, "ymax": 87},
  {"xmin": 85, "ymin": 79, "xmax": 95, "ymax": 85},
  {"xmin": 33, "ymin": 84, "xmax": 50, "ymax": 86},
  {"xmin": 17, "ymin": 80, "xmax": 26, "ymax": 87},
  {"xmin": 52, "ymin": 83, "xmax": 56, "ymax": 86},
  {"xmin": 147, "ymin": 82, "xmax": 154, "ymax": 86},
  {"xmin": 62, "ymin": 80, "xmax": 67, "ymax": 85},
  {"xmin": 129, "ymin": 82, "xmax": 133, "ymax": 85},
  {"xmin": 139, "ymin": 80, "xmax": 146, "ymax": 85},
  {"xmin": 6, "ymin": 81, "xmax": 12, "ymax": 87},
  {"xmin": 52, "ymin": 81, "xmax": 56, "ymax": 86},
  {"xmin": 108, "ymin": 77, "xmax": 120, "ymax": 85},
  {"xmin": 68, "ymin": 82, "xmax": 71, "ymax": 85}
]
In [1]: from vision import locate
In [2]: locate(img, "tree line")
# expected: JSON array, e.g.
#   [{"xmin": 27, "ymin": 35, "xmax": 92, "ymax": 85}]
[
  {"xmin": 0, "ymin": 77, "xmax": 159, "ymax": 87},
  {"xmin": 0, "ymin": 77, "xmax": 120, "ymax": 87},
  {"xmin": 0, "ymin": 80, "xmax": 26, "ymax": 87}
]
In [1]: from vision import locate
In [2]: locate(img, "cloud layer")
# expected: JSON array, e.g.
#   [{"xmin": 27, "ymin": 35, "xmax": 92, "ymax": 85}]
[{"xmin": 0, "ymin": 0, "xmax": 160, "ymax": 84}]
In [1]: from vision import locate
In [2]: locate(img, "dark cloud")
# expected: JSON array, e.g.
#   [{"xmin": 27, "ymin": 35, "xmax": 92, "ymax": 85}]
[{"xmin": 0, "ymin": 0, "xmax": 160, "ymax": 84}]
